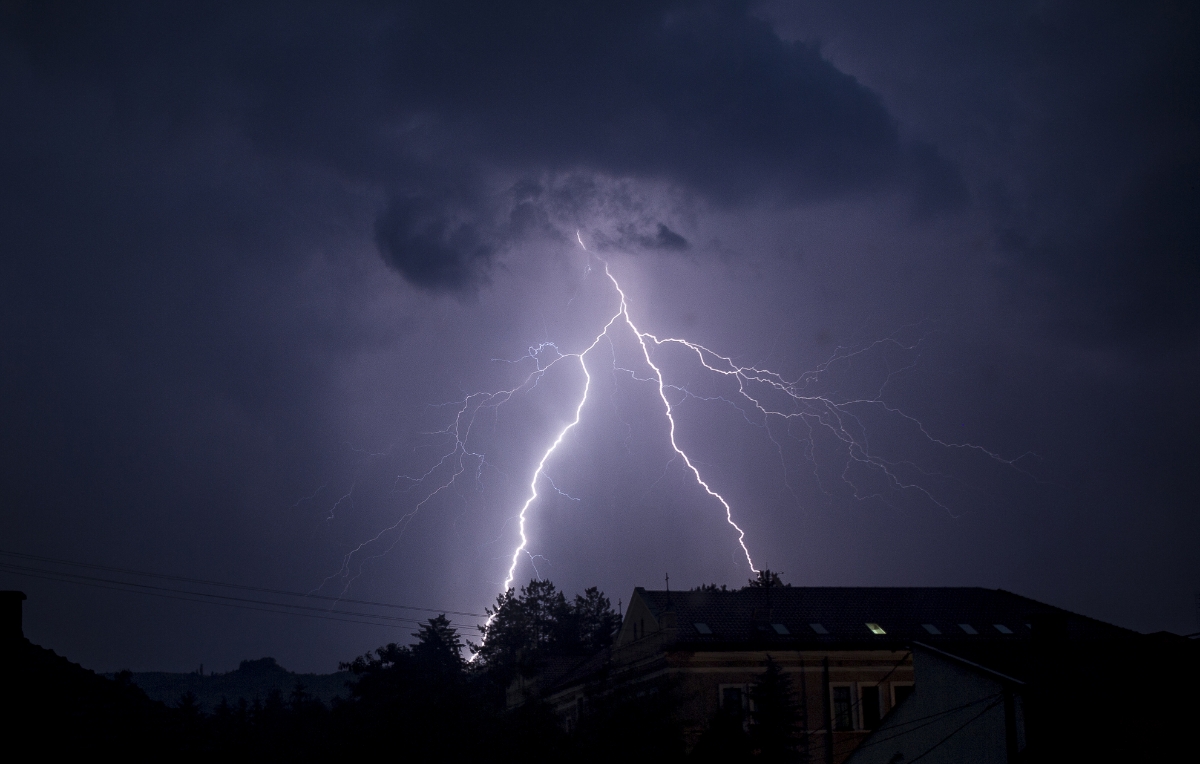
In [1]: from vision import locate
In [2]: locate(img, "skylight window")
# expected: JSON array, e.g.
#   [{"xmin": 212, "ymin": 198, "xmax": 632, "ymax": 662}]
[
  {"xmin": 959, "ymin": 623, "xmax": 978, "ymax": 635},
  {"xmin": 771, "ymin": 623, "xmax": 790, "ymax": 635},
  {"xmin": 993, "ymin": 624, "xmax": 1013, "ymax": 634},
  {"xmin": 866, "ymin": 623, "xmax": 887, "ymax": 635},
  {"xmin": 922, "ymin": 624, "xmax": 941, "ymax": 634},
  {"xmin": 693, "ymin": 622, "xmax": 713, "ymax": 634},
  {"xmin": 809, "ymin": 623, "xmax": 829, "ymax": 634}
]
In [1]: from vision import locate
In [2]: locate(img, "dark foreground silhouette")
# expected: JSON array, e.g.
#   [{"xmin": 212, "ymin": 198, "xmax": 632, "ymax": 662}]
[
  {"xmin": 111, "ymin": 657, "xmax": 352, "ymax": 712},
  {"xmin": 2, "ymin": 581, "xmax": 690, "ymax": 761},
  {"xmin": 6, "ymin": 576, "xmax": 1198, "ymax": 762}
]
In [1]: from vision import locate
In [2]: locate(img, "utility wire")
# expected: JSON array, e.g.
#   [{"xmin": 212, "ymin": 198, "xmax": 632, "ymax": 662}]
[
  {"xmin": 839, "ymin": 692, "xmax": 1004, "ymax": 753},
  {"xmin": 833, "ymin": 650, "xmax": 913, "ymax": 732},
  {"xmin": 907, "ymin": 696, "xmax": 1005, "ymax": 763},
  {"xmin": 0, "ymin": 562, "xmax": 482, "ymax": 633},
  {"xmin": 1, "ymin": 565, "xmax": 420, "ymax": 630},
  {"xmin": 0, "ymin": 548, "xmax": 484, "ymax": 618}
]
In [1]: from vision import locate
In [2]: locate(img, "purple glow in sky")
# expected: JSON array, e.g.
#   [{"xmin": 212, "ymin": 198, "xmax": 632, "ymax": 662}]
[{"xmin": 0, "ymin": 1, "xmax": 1195, "ymax": 672}]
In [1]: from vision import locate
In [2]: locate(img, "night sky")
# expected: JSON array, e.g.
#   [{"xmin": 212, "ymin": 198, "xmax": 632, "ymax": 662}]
[{"xmin": 1, "ymin": 1, "xmax": 1196, "ymax": 673}]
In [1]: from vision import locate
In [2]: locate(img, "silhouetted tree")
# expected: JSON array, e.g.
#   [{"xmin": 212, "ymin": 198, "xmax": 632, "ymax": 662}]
[
  {"xmin": 750, "ymin": 657, "xmax": 799, "ymax": 762},
  {"xmin": 472, "ymin": 579, "xmax": 619, "ymax": 686},
  {"xmin": 691, "ymin": 704, "xmax": 753, "ymax": 763},
  {"xmin": 472, "ymin": 580, "xmax": 563, "ymax": 684},
  {"xmin": 571, "ymin": 678, "xmax": 687, "ymax": 763},
  {"xmin": 339, "ymin": 615, "xmax": 485, "ymax": 759},
  {"xmin": 411, "ymin": 614, "xmax": 466, "ymax": 675},
  {"xmin": 555, "ymin": 586, "xmax": 622, "ymax": 654},
  {"xmin": 745, "ymin": 569, "xmax": 789, "ymax": 589},
  {"xmin": 289, "ymin": 682, "xmax": 310, "ymax": 709}
]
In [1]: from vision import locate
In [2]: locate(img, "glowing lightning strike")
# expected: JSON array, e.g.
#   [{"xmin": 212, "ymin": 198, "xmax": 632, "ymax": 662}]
[
  {"xmin": 313, "ymin": 229, "xmax": 1027, "ymax": 617},
  {"xmin": 498, "ymin": 235, "xmax": 758, "ymax": 597},
  {"xmin": 606, "ymin": 260, "xmax": 760, "ymax": 575}
]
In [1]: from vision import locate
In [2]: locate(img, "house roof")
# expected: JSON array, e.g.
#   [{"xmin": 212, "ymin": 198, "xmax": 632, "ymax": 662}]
[{"xmin": 632, "ymin": 586, "xmax": 1135, "ymax": 649}]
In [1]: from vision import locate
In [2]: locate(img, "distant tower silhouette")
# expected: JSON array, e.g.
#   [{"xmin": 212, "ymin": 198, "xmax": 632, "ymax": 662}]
[{"xmin": 1, "ymin": 591, "xmax": 27, "ymax": 641}]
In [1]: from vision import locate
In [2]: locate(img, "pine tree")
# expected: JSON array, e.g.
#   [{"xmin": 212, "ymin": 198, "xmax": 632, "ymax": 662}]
[
  {"xmin": 750, "ymin": 656, "xmax": 800, "ymax": 762},
  {"xmin": 745, "ymin": 569, "xmax": 789, "ymax": 589},
  {"xmin": 412, "ymin": 614, "xmax": 465, "ymax": 675}
]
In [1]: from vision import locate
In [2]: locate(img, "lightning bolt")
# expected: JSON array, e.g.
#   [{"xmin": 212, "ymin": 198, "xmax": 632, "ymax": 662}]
[
  {"xmin": 312, "ymin": 229, "xmax": 1028, "ymax": 618},
  {"xmin": 498, "ymin": 235, "xmax": 759, "ymax": 598}
]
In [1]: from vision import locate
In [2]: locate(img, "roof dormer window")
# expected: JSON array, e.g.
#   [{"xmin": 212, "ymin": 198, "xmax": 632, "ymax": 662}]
[
  {"xmin": 809, "ymin": 623, "xmax": 828, "ymax": 634},
  {"xmin": 694, "ymin": 622, "xmax": 713, "ymax": 634},
  {"xmin": 866, "ymin": 623, "xmax": 886, "ymax": 635},
  {"xmin": 771, "ymin": 623, "xmax": 789, "ymax": 635}
]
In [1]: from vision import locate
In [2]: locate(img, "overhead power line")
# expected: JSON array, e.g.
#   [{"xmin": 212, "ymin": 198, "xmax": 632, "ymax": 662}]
[
  {"xmin": 0, "ymin": 548, "xmax": 484, "ymax": 618},
  {"xmin": 839, "ymin": 692, "xmax": 1005, "ymax": 754},
  {"xmin": 907, "ymin": 697, "xmax": 1005, "ymax": 763},
  {"xmin": 1, "ymin": 564, "xmax": 431, "ymax": 630},
  {"xmin": 0, "ymin": 562, "xmax": 482, "ymax": 633},
  {"xmin": 0, "ymin": 551, "xmax": 485, "ymax": 634}
]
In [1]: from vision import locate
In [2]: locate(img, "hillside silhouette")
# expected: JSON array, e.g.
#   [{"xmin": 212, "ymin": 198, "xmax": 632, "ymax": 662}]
[{"xmin": 112, "ymin": 657, "xmax": 352, "ymax": 712}]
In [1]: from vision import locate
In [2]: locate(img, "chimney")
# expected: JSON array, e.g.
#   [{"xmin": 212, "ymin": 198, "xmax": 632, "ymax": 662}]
[{"xmin": 1, "ymin": 591, "xmax": 27, "ymax": 641}]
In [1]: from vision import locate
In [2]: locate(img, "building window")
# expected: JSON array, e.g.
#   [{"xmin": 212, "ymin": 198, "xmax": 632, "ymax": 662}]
[
  {"xmin": 720, "ymin": 684, "xmax": 753, "ymax": 714},
  {"xmin": 958, "ymin": 623, "xmax": 978, "ymax": 634},
  {"xmin": 722, "ymin": 686, "xmax": 743, "ymax": 712},
  {"xmin": 866, "ymin": 622, "xmax": 886, "ymax": 635},
  {"xmin": 694, "ymin": 622, "xmax": 713, "ymax": 634},
  {"xmin": 831, "ymin": 684, "xmax": 855, "ymax": 730},
  {"xmin": 810, "ymin": 623, "xmax": 829, "ymax": 634},
  {"xmin": 861, "ymin": 685, "xmax": 882, "ymax": 730},
  {"xmin": 891, "ymin": 683, "xmax": 914, "ymax": 707},
  {"xmin": 994, "ymin": 623, "xmax": 1013, "ymax": 634},
  {"xmin": 922, "ymin": 623, "xmax": 941, "ymax": 634}
]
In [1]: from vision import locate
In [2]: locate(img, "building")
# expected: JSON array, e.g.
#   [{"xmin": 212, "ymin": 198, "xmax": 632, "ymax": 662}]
[
  {"xmin": 519, "ymin": 584, "xmax": 1158, "ymax": 763},
  {"xmin": 1, "ymin": 591, "xmax": 178, "ymax": 754},
  {"xmin": 844, "ymin": 622, "xmax": 1199, "ymax": 763},
  {"xmin": 844, "ymin": 641, "xmax": 1024, "ymax": 764}
]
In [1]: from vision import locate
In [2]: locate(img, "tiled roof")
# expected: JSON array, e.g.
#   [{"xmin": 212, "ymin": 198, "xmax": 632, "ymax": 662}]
[{"xmin": 635, "ymin": 586, "xmax": 1134, "ymax": 647}]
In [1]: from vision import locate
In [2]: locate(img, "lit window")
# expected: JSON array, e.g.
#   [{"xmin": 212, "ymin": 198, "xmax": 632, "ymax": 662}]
[
  {"xmin": 810, "ymin": 623, "xmax": 829, "ymax": 634},
  {"xmin": 772, "ymin": 623, "xmax": 790, "ymax": 635},
  {"xmin": 922, "ymin": 624, "xmax": 941, "ymax": 634},
  {"xmin": 994, "ymin": 624, "xmax": 1013, "ymax": 634},
  {"xmin": 694, "ymin": 622, "xmax": 713, "ymax": 634},
  {"xmin": 959, "ymin": 623, "xmax": 978, "ymax": 634},
  {"xmin": 866, "ymin": 622, "xmax": 886, "ymax": 635}
]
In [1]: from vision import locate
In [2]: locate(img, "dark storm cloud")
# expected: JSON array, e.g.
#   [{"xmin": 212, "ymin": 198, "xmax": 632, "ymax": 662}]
[
  {"xmin": 3, "ymin": 0, "xmax": 961, "ymax": 289},
  {"xmin": 763, "ymin": 0, "xmax": 1199, "ymax": 346},
  {"xmin": 375, "ymin": 194, "xmax": 496, "ymax": 291},
  {"xmin": 1015, "ymin": 160, "xmax": 1200, "ymax": 346},
  {"xmin": 1, "ymin": 0, "xmax": 1198, "ymax": 674},
  {"xmin": 649, "ymin": 224, "xmax": 689, "ymax": 251},
  {"xmin": 1001, "ymin": 7, "xmax": 1200, "ymax": 348}
]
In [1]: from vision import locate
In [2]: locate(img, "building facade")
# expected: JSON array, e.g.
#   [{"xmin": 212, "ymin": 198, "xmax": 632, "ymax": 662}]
[{"xmin": 519, "ymin": 585, "xmax": 1139, "ymax": 763}]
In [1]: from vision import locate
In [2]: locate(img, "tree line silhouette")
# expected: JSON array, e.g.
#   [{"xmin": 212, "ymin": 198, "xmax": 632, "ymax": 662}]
[{"xmin": 7, "ymin": 576, "xmax": 802, "ymax": 761}]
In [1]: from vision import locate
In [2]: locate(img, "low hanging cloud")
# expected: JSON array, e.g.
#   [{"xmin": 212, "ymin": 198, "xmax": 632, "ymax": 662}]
[
  {"xmin": 3, "ymin": 0, "xmax": 963, "ymax": 290},
  {"xmin": 374, "ymin": 194, "xmax": 497, "ymax": 291}
]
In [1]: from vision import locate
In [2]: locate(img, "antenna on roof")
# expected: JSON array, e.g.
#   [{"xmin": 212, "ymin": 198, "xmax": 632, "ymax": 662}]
[{"xmin": 665, "ymin": 571, "xmax": 672, "ymax": 606}]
